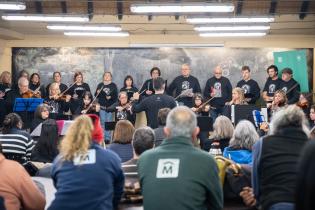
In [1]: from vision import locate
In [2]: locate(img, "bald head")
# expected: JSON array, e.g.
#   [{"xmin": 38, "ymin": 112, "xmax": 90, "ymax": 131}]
[
  {"xmin": 213, "ymin": 66, "xmax": 222, "ymax": 79},
  {"xmin": 165, "ymin": 106, "xmax": 199, "ymax": 138},
  {"xmin": 181, "ymin": 64, "xmax": 191, "ymax": 77}
]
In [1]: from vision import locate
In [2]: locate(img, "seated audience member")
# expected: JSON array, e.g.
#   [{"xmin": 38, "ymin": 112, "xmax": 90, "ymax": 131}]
[
  {"xmin": 31, "ymin": 103, "xmax": 50, "ymax": 132},
  {"xmin": 138, "ymin": 106, "xmax": 223, "ymax": 210},
  {"xmin": 223, "ymin": 120, "xmax": 259, "ymax": 165},
  {"xmin": 108, "ymin": 120, "xmax": 135, "ymax": 162},
  {"xmin": 0, "ymin": 113, "xmax": 34, "ymax": 165},
  {"xmin": 0, "ymin": 197, "xmax": 4, "ymax": 210},
  {"xmin": 250, "ymin": 105, "xmax": 309, "ymax": 210},
  {"xmin": 204, "ymin": 116, "xmax": 234, "ymax": 152},
  {"xmin": 48, "ymin": 115, "xmax": 124, "ymax": 210},
  {"xmin": 154, "ymin": 108, "xmax": 170, "ymax": 147},
  {"xmin": 295, "ymin": 140, "xmax": 315, "ymax": 210},
  {"xmin": 31, "ymin": 119, "xmax": 59, "ymax": 163},
  {"xmin": 122, "ymin": 126, "xmax": 155, "ymax": 203},
  {"xmin": 0, "ymin": 142, "xmax": 46, "ymax": 210}
]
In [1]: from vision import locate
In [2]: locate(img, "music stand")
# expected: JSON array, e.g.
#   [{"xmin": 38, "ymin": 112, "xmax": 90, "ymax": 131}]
[
  {"xmin": 197, "ymin": 116, "xmax": 213, "ymax": 132},
  {"xmin": 13, "ymin": 98, "xmax": 44, "ymax": 112},
  {"xmin": 234, "ymin": 105, "xmax": 258, "ymax": 126}
]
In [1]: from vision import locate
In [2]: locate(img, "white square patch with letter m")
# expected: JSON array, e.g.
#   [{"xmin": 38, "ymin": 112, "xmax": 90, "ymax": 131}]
[{"xmin": 156, "ymin": 159, "xmax": 180, "ymax": 178}]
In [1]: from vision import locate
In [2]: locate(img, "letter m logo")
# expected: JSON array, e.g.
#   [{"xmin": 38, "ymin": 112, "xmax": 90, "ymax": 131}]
[{"xmin": 156, "ymin": 159, "xmax": 180, "ymax": 178}]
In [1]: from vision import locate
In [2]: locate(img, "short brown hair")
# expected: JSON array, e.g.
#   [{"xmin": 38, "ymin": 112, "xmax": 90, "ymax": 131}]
[
  {"xmin": 113, "ymin": 120, "xmax": 135, "ymax": 144},
  {"xmin": 241, "ymin": 66, "xmax": 250, "ymax": 72}
]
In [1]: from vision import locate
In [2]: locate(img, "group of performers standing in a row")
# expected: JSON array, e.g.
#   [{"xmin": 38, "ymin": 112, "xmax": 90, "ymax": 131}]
[{"xmin": 0, "ymin": 64, "xmax": 303, "ymax": 140}]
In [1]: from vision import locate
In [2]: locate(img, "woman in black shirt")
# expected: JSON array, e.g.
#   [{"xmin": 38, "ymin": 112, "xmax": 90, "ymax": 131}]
[
  {"xmin": 120, "ymin": 75, "xmax": 138, "ymax": 101},
  {"xmin": 68, "ymin": 71, "xmax": 90, "ymax": 114}
]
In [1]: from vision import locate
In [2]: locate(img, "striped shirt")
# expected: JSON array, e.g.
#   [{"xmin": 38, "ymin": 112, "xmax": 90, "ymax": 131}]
[{"xmin": 0, "ymin": 128, "xmax": 34, "ymax": 164}]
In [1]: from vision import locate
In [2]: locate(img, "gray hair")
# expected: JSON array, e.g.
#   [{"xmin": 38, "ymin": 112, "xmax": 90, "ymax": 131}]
[
  {"xmin": 213, "ymin": 116, "xmax": 234, "ymax": 139},
  {"xmin": 18, "ymin": 77, "xmax": 29, "ymax": 86},
  {"xmin": 166, "ymin": 106, "xmax": 197, "ymax": 138},
  {"xmin": 132, "ymin": 126, "xmax": 155, "ymax": 156},
  {"xmin": 269, "ymin": 105, "xmax": 310, "ymax": 137},
  {"xmin": 229, "ymin": 120, "xmax": 259, "ymax": 151}
]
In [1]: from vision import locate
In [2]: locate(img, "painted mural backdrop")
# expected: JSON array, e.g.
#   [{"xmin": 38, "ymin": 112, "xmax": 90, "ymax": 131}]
[{"xmin": 12, "ymin": 47, "xmax": 313, "ymax": 93}]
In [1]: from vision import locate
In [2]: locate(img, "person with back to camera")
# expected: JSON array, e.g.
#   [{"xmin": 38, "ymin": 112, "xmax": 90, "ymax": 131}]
[
  {"xmin": 0, "ymin": 141, "xmax": 46, "ymax": 210},
  {"xmin": 48, "ymin": 114, "xmax": 124, "ymax": 210},
  {"xmin": 132, "ymin": 77, "xmax": 176, "ymax": 129},
  {"xmin": 138, "ymin": 106, "xmax": 223, "ymax": 210}
]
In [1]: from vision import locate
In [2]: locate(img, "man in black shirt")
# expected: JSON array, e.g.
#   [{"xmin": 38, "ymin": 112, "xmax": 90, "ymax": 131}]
[
  {"xmin": 5, "ymin": 77, "xmax": 33, "ymax": 129},
  {"xmin": 167, "ymin": 64, "xmax": 201, "ymax": 107},
  {"xmin": 279, "ymin": 67, "xmax": 300, "ymax": 104},
  {"xmin": 132, "ymin": 77, "xmax": 176, "ymax": 129},
  {"xmin": 236, "ymin": 66, "xmax": 260, "ymax": 104},
  {"xmin": 204, "ymin": 66, "xmax": 232, "ymax": 120},
  {"xmin": 95, "ymin": 72, "xmax": 118, "ymax": 142},
  {"xmin": 262, "ymin": 65, "xmax": 281, "ymax": 103}
]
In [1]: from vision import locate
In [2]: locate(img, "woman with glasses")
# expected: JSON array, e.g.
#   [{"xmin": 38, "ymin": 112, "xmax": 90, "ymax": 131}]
[{"xmin": 31, "ymin": 103, "xmax": 50, "ymax": 132}]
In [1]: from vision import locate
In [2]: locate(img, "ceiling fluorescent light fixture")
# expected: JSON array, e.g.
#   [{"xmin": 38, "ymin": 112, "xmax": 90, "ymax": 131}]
[
  {"xmin": 195, "ymin": 25, "xmax": 270, "ymax": 31},
  {"xmin": 0, "ymin": 2, "xmax": 25, "ymax": 10},
  {"xmin": 199, "ymin": 32, "xmax": 267, "ymax": 37},
  {"xmin": 129, "ymin": 43, "xmax": 224, "ymax": 48},
  {"xmin": 187, "ymin": 17, "xmax": 274, "ymax": 23},
  {"xmin": 64, "ymin": 32, "xmax": 129, "ymax": 37},
  {"xmin": 130, "ymin": 3, "xmax": 234, "ymax": 13},
  {"xmin": 47, "ymin": 25, "xmax": 122, "ymax": 31},
  {"xmin": 2, "ymin": 14, "xmax": 89, "ymax": 22}
]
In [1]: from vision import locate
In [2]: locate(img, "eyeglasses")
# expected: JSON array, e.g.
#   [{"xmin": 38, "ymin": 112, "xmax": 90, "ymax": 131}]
[{"xmin": 42, "ymin": 110, "xmax": 49, "ymax": 112}]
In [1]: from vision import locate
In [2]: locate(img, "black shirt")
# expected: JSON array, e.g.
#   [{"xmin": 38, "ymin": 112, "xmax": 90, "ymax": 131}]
[
  {"xmin": 140, "ymin": 79, "xmax": 155, "ymax": 98},
  {"xmin": 279, "ymin": 78, "xmax": 300, "ymax": 104},
  {"xmin": 236, "ymin": 79, "xmax": 261, "ymax": 104},
  {"xmin": 29, "ymin": 83, "xmax": 46, "ymax": 98},
  {"xmin": 259, "ymin": 127, "xmax": 308, "ymax": 210},
  {"xmin": 106, "ymin": 101, "xmax": 136, "ymax": 124},
  {"xmin": 168, "ymin": 75, "xmax": 201, "ymax": 107},
  {"xmin": 68, "ymin": 83, "xmax": 90, "ymax": 113},
  {"xmin": 204, "ymin": 76, "xmax": 232, "ymax": 108},
  {"xmin": 44, "ymin": 97, "xmax": 70, "ymax": 120},
  {"xmin": 5, "ymin": 89, "xmax": 34, "ymax": 129},
  {"xmin": 95, "ymin": 82, "xmax": 118, "ymax": 107},
  {"xmin": 132, "ymin": 93, "xmax": 177, "ymax": 128},
  {"xmin": 46, "ymin": 83, "xmax": 68, "ymax": 96},
  {"xmin": 263, "ymin": 77, "xmax": 281, "ymax": 98},
  {"xmin": 120, "ymin": 86, "xmax": 139, "ymax": 101},
  {"xmin": 0, "ymin": 83, "xmax": 11, "ymax": 99}
]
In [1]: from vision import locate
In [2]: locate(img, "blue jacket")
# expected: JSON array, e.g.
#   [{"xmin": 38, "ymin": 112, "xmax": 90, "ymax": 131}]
[
  {"xmin": 223, "ymin": 147, "xmax": 252, "ymax": 164},
  {"xmin": 48, "ymin": 143, "xmax": 124, "ymax": 210}
]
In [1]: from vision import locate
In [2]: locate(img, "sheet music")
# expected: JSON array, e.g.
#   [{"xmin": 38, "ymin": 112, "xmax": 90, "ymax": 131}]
[{"xmin": 231, "ymin": 105, "xmax": 235, "ymax": 124}]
